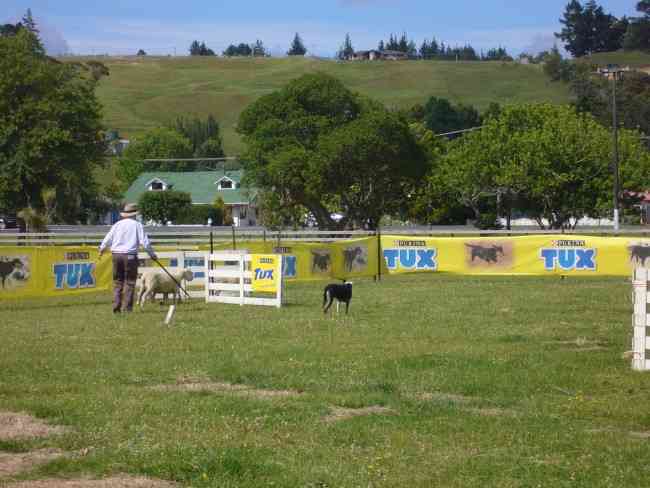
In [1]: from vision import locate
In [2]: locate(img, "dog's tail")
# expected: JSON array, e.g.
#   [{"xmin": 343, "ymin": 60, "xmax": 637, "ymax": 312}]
[{"xmin": 323, "ymin": 288, "xmax": 328, "ymax": 308}]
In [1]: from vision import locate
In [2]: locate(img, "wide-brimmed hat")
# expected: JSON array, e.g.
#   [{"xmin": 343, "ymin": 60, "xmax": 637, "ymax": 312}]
[{"xmin": 120, "ymin": 203, "xmax": 139, "ymax": 218}]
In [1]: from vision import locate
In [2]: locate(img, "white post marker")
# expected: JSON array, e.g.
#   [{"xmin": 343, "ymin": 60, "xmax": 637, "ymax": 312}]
[{"xmin": 164, "ymin": 304, "xmax": 176, "ymax": 326}]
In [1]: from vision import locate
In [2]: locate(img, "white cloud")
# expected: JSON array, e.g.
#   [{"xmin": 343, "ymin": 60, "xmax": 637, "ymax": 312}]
[{"xmin": 39, "ymin": 21, "xmax": 70, "ymax": 56}]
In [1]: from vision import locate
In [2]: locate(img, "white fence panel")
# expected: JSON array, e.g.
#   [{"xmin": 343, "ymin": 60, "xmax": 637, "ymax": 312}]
[
  {"xmin": 632, "ymin": 267, "xmax": 650, "ymax": 371},
  {"xmin": 137, "ymin": 251, "xmax": 206, "ymax": 299},
  {"xmin": 205, "ymin": 252, "xmax": 283, "ymax": 308}
]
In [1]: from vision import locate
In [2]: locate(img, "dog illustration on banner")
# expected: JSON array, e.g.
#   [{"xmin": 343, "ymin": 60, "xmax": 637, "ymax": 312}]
[
  {"xmin": 311, "ymin": 250, "xmax": 331, "ymax": 274},
  {"xmin": 629, "ymin": 242, "xmax": 650, "ymax": 267},
  {"xmin": 0, "ymin": 255, "xmax": 30, "ymax": 290},
  {"xmin": 343, "ymin": 245, "xmax": 368, "ymax": 272},
  {"xmin": 464, "ymin": 241, "xmax": 513, "ymax": 268}
]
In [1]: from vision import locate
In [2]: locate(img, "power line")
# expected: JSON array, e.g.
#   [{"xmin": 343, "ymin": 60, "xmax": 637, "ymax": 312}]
[{"xmin": 434, "ymin": 126, "xmax": 485, "ymax": 137}]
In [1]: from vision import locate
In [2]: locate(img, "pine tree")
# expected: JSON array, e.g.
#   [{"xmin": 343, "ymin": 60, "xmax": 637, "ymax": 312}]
[
  {"xmin": 287, "ymin": 33, "xmax": 307, "ymax": 56},
  {"xmin": 556, "ymin": 0, "xmax": 588, "ymax": 56},
  {"xmin": 624, "ymin": 2, "xmax": 650, "ymax": 51},
  {"xmin": 253, "ymin": 39, "xmax": 266, "ymax": 57},
  {"xmin": 639, "ymin": 0, "xmax": 650, "ymax": 16},
  {"xmin": 398, "ymin": 32, "xmax": 409, "ymax": 53},
  {"xmin": 337, "ymin": 33, "xmax": 355, "ymax": 60},
  {"xmin": 419, "ymin": 40, "xmax": 430, "ymax": 59},
  {"xmin": 378, "ymin": 40, "xmax": 385, "ymax": 51},
  {"xmin": 21, "ymin": 8, "xmax": 38, "ymax": 35},
  {"xmin": 430, "ymin": 38, "xmax": 439, "ymax": 57},
  {"xmin": 407, "ymin": 40, "xmax": 417, "ymax": 58},
  {"xmin": 387, "ymin": 34, "xmax": 398, "ymax": 51}
]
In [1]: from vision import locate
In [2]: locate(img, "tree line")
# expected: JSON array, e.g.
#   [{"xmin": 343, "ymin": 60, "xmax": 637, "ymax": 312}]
[
  {"xmin": 375, "ymin": 33, "xmax": 512, "ymax": 61},
  {"xmin": 189, "ymin": 34, "xmax": 306, "ymax": 57},
  {"xmin": 557, "ymin": 0, "xmax": 650, "ymax": 56},
  {"xmin": 237, "ymin": 72, "xmax": 650, "ymax": 230}
]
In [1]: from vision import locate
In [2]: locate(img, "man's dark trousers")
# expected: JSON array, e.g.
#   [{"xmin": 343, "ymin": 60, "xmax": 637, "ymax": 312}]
[{"xmin": 112, "ymin": 253, "xmax": 138, "ymax": 313}]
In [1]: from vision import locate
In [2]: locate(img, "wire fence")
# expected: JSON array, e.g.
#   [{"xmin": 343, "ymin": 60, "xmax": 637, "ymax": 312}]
[{"xmin": 2, "ymin": 225, "xmax": 650, "ymax": 247}]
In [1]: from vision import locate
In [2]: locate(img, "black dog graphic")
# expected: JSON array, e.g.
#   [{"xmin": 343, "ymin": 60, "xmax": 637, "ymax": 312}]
[
  {"xmin": 312, "ymin": 251, "xmax": 331, "ymax": 273},
  {"xmin": 0, "ymin": 258, "xmax": 24, "ymax": 288},
  {"xmin": 629, "ymin": 245, "xmax": 650, "ymax": 266},
  {"xmin": 343, "ymin": 247, "xmax": 364, "ymax": 272},
  {"xmin": 465, "ymin": 244, "xmax": 504, "ymax": 264},
  {"xmin": 323, "ymin": 282, "xmax": 353, "ymax": 315}
]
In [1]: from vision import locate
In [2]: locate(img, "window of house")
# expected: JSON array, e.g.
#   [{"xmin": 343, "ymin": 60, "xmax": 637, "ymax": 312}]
[
  {"xmin": 150, "ymin": 181, "xmax": 164, "ymax": 191},
  {"xmin": 220, "ymin": 180, "xmax": 233, "ymax": 189}
]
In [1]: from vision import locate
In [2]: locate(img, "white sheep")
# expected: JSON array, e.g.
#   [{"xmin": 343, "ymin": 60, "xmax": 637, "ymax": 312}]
[{"xmin": 137, "ymin": 268, "xmax": 194, "ymax": 309}]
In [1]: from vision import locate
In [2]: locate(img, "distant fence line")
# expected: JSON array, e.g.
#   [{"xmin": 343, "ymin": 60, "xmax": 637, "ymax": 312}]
[{"xmin": 2, "ymin": 225, "xmax": 650, "ymax": 246}]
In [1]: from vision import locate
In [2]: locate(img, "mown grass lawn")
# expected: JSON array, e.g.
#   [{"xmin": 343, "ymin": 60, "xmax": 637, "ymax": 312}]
[{"xmin": 1, "ymin": 274, "xmax": 648, "ymax": 487}]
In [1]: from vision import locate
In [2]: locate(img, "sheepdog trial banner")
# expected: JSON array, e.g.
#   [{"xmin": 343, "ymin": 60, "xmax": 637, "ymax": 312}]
[
  {"xmin": 250, "ymin": 254, "xmax": 281, "ymax": 293},
  {"xmin": 379, "ymin": 235, "xmax": 649, "ymax": 276},
  {"xmin": 3, "ymin": 235, "xmax": 650, "ymax": 299},
  {"xmin": 0, "ymin": 246, "xmax": 112, "ymax": 299}
]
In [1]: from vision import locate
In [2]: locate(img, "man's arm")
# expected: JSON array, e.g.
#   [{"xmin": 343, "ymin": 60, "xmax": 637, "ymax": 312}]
[
  {"xmin": 137, "ymin": 222, "xmax": 156, "ymax": 259},
  {"xmin": 98, "ymin": 226, "xmax": 115, "ymax": 256}
]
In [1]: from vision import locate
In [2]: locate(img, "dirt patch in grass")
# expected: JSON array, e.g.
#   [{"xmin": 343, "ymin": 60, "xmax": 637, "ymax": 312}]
[
  {"xmin": 587, "ymin": 427, "xmax": 650, "ymax": 439},
  {"xmin": 323, "ymin": 406, "xmax": 396, "ymax": 423},
  {"xmin": 545, "ymin": 338, "xmax": 607, "ymax": 351},
  {"xmin": 0, "ymin": 449, "xmax": 67, "ymax": 477},
  {"xmin": 417, "ymin": 392, "xmax": 478, "ymax": 404},
  {"xmin": 4, "ymin": 476, "xmax": 178, "ymax": 487},
  {"xmin": 150, "ymin": 379, "xmax": 302, "ymax": 399},
  {"xmin": 0, "ymin": 413, "xmax": 68, "ymax": 441},
  {"xmin": 629, "ymin": 431, "xmax": 650, "ymax": 439},
  {"xmin": 464, "ymin": 407, "xmax": 518, "ymax": 417}
]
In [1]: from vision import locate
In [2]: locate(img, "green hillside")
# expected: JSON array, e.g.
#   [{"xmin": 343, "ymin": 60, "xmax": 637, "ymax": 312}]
[
  {"xmin": 579, "ymin": 50, "xmax": 650, "ymax": 68},
  {"xmin": 91, "ymin": 56, "xmax": 571, "ymax": 155}
]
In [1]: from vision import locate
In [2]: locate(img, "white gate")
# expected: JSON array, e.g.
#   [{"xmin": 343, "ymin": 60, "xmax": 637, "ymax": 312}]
[
  {"xmin": 632, "ymin": 267, "xmax": 650, "ymax": 371},
  {"xmin": 205, "ymin": 252, "xmax": 283, "ymax": 307}
]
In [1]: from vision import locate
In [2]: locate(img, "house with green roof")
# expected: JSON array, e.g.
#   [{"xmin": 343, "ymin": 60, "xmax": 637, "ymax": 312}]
[{"xmin": 124, "ymin": 170, "xmax": 258, "ymax": 226}]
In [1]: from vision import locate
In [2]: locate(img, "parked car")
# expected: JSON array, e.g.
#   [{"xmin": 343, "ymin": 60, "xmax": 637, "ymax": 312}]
[{"xmin": 0, "ymin": 215, "xmax": 18, "ymax": 230}]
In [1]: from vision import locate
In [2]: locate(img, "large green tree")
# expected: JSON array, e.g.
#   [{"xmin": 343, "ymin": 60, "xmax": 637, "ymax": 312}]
[
  {"xmin": 138, "ymin": 190, "xmax": 192, "ymax": 224},
  {"xmin": 170, "ymin": 115, "xmax": 224, "ymax": 159},
  {"xmin": 557, "ymin": 0, "xmax": 625, "ymax": 56},
  {"xmin": 116, "ymin": 128, "xmax": 193, "ymax": 188},
  {"xmin": 237, "ymin": 73, "xmax": 427, "ymax": 229},
  {"xmin": 425, "ymin": 104, "xmax": 650, "ymax": 229},
  {"xmin": 624, "ymin": 1, "xmax": 650, "ymax": 51},
  {"xmin": 0, "ymin": 28, "xmax": 105, "ymax": 222},
  {"xmin": 422, "ymin": 97, "xmax": 481, "ymax": 136}
]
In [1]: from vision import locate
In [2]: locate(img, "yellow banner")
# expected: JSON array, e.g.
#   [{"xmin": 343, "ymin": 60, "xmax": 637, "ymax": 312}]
[
  {"xmin": 250, "ymin": 254, "xmax": 280, "ymax": 293},
  {"xmin": 0, "ymin": 247, "xmax": 111, "ymax": 299},
  {"xmin": 379, "ymin": 235, "xmax": 650, "ymax": 276},
  {"xmin": 3, "ymin": 235, "xmax": 650, "ymax": 300}
]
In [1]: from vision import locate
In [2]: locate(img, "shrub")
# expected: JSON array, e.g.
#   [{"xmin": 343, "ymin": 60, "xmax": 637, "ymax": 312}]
[{"xmin": 138, "ymin": 191, "xmax": 192, "ymax": 224}]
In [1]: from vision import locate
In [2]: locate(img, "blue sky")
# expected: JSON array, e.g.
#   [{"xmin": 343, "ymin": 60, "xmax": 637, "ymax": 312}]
[{"xmin": 2, "ymin": 0, "xmax": 637, "ymax": 56}]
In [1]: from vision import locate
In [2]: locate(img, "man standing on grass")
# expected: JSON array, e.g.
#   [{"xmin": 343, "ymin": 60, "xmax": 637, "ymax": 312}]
[{"xmin": 99, "ymin": 203, "xmax": 157, "ymax": 313}]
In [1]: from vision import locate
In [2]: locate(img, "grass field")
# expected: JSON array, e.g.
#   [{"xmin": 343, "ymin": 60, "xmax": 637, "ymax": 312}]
[
  {"xmin": 581, "ymin": 50, "xmax": 650, "ymax": 68},
  {"xmin": 1, "ymin": 274, "xmax": 648, "ymax": 487},
  {"xmin": 90, "ymin": 56, "xmax": 571, "ymax": 154}
]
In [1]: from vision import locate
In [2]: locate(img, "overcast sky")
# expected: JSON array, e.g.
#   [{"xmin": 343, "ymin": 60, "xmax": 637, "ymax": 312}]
[{"xmin": 2, "ymin": 0, "xmax": 638, "ymax": 57}]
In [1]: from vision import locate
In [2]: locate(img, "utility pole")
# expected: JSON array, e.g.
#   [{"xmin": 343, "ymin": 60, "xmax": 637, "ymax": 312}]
[{"xmin": 610, "ymin": 66, "xmax": 622, "ymax": 231}]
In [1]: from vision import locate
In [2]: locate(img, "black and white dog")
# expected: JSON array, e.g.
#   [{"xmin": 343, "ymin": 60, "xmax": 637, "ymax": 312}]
[{"xmin": 322, "ymin": 281, "xmax": 353, "ymax": 315}]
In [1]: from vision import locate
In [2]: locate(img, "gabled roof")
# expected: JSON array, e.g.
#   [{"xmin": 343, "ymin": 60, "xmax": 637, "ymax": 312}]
[{"xmin": 124, "ymin": 170, "xmax": 256, "ymax": 205}]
